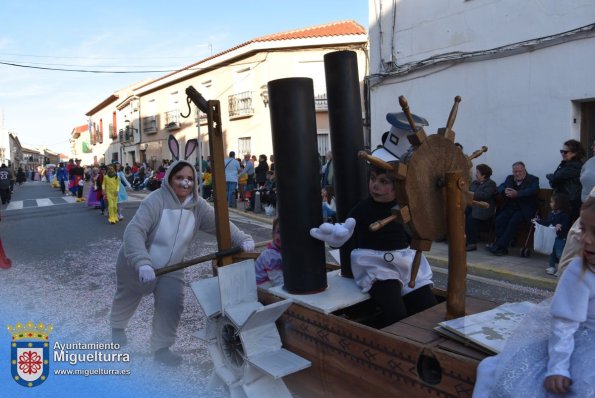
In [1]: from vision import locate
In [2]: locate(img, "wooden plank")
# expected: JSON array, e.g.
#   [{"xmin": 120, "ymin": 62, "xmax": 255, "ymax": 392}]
[
  {"xmin": 437, "ymin": 339, "xmax": 489, "ymax": 362},
  {"xmin": 205, "ymin": 100, "xmax": 232, "ymax": 266},
  {"xmin": 384, "ymin": 296, "xmax": 497, "ymax": 345}
]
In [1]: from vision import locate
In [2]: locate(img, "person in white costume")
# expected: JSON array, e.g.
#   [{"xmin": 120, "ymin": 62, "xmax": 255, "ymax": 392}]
[
  {"xmin": 473, "ymin": 197, "xmax": 595, "ymax": 397},
  {"xmin": 110, "ymin": 159, "xmax": 254, "ymax": 366}
]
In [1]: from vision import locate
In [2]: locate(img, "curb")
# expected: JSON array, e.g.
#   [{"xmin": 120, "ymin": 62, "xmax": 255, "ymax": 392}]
[
  {"xmin": 425, "ymin": 255, "xmax": 557, "ymax": 291},
  {"xmin": 228, "ymin": 206, "xmax": 274, "ymax": 224}
]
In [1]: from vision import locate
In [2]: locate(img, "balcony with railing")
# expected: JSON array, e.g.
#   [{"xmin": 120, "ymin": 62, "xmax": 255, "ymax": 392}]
[
  {"xmin": 228, "ymin": 91, "xmax": 254, "ymax": 119},
  {"xmin": 142, "ymin": 116, "xmax": 158, "ymax": 134},
  {"xmin": 165, "ymin": 110, "xmax": 181, "ymax": 130},
  {"xmin": 118, "ymin": 126, "xmax": 136, "ymax": 143},
  {"xmin": 314, "ymin": 93, "xmax": 328, "ymax": 111}
]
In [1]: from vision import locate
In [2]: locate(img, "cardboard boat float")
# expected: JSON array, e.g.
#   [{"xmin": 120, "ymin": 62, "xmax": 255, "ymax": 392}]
[{"xmin": 183, "ymin": 50, "xmax": 496, "ymax": 397}]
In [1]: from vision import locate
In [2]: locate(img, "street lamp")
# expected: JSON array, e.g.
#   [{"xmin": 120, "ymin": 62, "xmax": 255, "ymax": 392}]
[{"xmin": 260, "ymin": 85, "xmax": 269, "ymax": 107}]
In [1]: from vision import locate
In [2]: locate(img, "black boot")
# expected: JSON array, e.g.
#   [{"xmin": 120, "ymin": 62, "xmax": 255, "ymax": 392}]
[
  {"xmin": 154, "ymin": 348, "xmax": 183, "ymax": 367},
  {"xmin": 111, "ymin": 328, "xmax": 128, "ymax": 346}
]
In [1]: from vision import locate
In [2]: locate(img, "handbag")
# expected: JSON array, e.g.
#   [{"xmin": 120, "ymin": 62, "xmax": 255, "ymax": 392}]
[{"xmin": 533, "ymin": 223, "xmax": 557, "ymax": 255}]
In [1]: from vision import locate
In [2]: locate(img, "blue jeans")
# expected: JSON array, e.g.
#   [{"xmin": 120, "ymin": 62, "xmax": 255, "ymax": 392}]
[
  {"xmin": 549, "ymin": 237, "xmax": 566, "ymax": 269},
  {"xmin": 322, "ymin": 203, "xmax": 336, "ymax": 221},
  {"xmin": 226, "ymin": 182, "xmax": 237, "ymax": 207}
]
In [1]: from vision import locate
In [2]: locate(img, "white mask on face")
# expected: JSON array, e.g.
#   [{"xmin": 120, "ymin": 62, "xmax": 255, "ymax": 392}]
[{"xmin": 177, "ymin": 179, "xmax": 193, "ymax": 189}]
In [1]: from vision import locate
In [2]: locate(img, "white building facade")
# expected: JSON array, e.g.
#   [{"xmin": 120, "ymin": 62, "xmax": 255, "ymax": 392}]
[
  {"xmin": 368, "ymin": 0, "xmax": 595, "ymax": 183},
  {"xmin": 78, "ymin": 21, "xmax": 368, "ymax": 171}
]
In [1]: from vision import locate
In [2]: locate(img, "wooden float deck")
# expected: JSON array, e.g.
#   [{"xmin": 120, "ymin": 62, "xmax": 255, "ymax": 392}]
[{"xmin": 259, "ymin": 288, "xmax": 497, "ymax": 398}]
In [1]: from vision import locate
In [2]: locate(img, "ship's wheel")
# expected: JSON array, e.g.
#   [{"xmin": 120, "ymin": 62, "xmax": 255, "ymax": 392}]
[
  {"xmin": 397, "ymin": 133, "xmax": 469, "ymax": 241},
  {"xmin": 362, "ymin": 96, "xmax": 487, "ymax": 291}
]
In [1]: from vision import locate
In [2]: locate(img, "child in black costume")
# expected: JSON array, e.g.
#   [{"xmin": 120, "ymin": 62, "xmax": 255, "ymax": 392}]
[{"xmin": 311, "ymin": 163, "xmax": 437, "ymax": 327}]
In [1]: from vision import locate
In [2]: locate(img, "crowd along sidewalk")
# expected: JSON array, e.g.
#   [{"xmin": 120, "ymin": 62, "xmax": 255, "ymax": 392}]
[{"xmin": 230, "ymin": 205, "xmax": 559, "ymax": 292}]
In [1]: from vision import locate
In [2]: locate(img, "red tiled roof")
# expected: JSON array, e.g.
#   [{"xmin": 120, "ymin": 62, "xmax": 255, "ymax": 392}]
[
  {"xmin": 137, "ymin": 20, "xmax": 366, "ymax": 90},
  {"xmin": 73, "ymin": 124, "xmax": 88, "ymax": 134},
  {"xmin": 71, "ymin": 124, "xmax": 88, "ymax": 139},
  {"xmin": 254, "ymin": 20, "xmax": 365, "ymax": 42},
  {"xmin": 206, "ymin": 20, "xmax": 366, "ymax": 64}
]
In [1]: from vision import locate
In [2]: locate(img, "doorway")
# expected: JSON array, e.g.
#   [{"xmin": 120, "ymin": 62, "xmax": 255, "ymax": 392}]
[
  {"xmin": 580, "ymin": 101, "xmax": 595, "ymax": 158},
  {"xmin": 128, "ymin": 151, "xmax": 136, "ymax": 166}
]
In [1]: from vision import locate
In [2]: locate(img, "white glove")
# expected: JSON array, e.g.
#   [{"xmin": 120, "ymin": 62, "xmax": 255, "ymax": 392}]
[
  {"xmin": 310, "ymin": 218, "xmax": 356, "ymax": 248},
  {"xmin": 138, "ymin": 265, "xmax": 155, "ymax": 283},
  {"xmin": 241, "ymin": 240, "xmax": 255, "ymax": 252}
]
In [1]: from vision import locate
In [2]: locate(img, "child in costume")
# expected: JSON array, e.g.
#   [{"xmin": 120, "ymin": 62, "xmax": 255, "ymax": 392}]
[
  {"xmin": 473, "ymin": 197, "xmax": 595, "ymax": 397},
  {"xmin": 86, "ymin": 167, "xmax": 101, "ymax": 208},
  {"xmin": 102, "ymin": 165, "xmax": 120, "ymax": 224},
  {"xmin": 110, "ymin": 136, "xmax": 254, "ymax": 367},
  {"xmin": 96, "ymin": 166, "xmax": 106, "ymax": 215},
  {"xmin": 238, "ymin": 164, "xmax": 248, "ymax": 201},
  {"xmin": 255, "ymin": 217, "xmax": 283, "ymax": 287},
  {"xmin": 56, "ymin": 163, "xmax": 68, "ymax": 195},
  {"xmin": 71, "ymin": 159, "xmax": 86, "ymax": 202},
  {"xmin": 116, "ymin": 163, "xmax": 132, "ymax": 220},
  {"xmin": 201, "ymin": 168, "xmax": 212, "ymax": 200},
  {"xmin": 310, "ymin": 162, "xmax": 437, "ymax": 328}
]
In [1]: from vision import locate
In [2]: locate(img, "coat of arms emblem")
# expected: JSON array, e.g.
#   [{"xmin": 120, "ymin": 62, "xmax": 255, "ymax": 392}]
[{"xmin": 8, "ymin": 321, "xmax": 53, "ymax": 387}]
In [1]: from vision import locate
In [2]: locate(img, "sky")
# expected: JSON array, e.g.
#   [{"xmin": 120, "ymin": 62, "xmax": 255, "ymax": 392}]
[{"xmin": 0, "ymin": 0, "xmax": 368, "ymax": 155}]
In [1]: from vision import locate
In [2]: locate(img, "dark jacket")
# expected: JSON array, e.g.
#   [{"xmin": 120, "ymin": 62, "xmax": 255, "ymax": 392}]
[
  {"xmin": 547, "ymin": 159, "xmax": 583, "ymax": 202},
  {"xmin": 470, "ymin": 178, "xmax": 498, "ymax": 220},
  {"xmin": 347, "ymin": 197, "xmax": 410, "ymax": 251},
  {"xmin": 0, "ymin": 166, "xmax": 13, "ymax": 189},
  {"xmin": 16, "ymin": 168, "xmax": 27, "ymax": 183},
  {"xmin": 497, "ymin": 173, "xmax": 540, "ymax": 220},
  {"xmin": 255, "ymin": 161, "xmax": 269, "ymax": 185}
]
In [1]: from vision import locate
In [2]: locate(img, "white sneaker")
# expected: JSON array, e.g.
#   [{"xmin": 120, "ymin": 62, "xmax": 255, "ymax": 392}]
[{"xmin": 545, "ymin": 267, "xmax": 556, "ymax": 275}]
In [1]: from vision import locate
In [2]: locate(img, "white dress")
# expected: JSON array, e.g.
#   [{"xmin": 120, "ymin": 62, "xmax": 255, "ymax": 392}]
[{"xmin": 473, "ymin": 257, "xmax": 595, "ymax": 397}]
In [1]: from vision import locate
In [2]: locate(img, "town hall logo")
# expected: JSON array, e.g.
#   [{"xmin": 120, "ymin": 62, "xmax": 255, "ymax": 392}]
[{"xmin": 7, "ymin": 321, "xmax": 53, "ymax": 387}]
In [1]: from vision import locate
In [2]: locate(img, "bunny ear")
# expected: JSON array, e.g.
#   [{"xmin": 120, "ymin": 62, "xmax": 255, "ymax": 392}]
[
  {"xmin": 184, "ymin": 139, "xmax": 198, "ymax": 160},
  {"xmin": 168, "ymin": 135, "xmax": 180, "ymax": 161}
]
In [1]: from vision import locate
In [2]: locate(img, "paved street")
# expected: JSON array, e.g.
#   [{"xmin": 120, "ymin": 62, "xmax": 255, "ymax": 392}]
[{"xmin": 0, "ymin": 181, "xmax": 556, "ymax": 397}]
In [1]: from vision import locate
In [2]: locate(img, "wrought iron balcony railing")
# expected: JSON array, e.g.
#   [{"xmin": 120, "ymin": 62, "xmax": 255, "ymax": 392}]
[
  {"xmin": 228, "ymin": 91, "xmax": 254, "ymax": 118},
  {"xmin": 142, "ymin": 116, "xmax": 158, "ymax": 134},
  {"xmin": 165, "ymin": 110, "xmax": 181, "ymax": 129}
]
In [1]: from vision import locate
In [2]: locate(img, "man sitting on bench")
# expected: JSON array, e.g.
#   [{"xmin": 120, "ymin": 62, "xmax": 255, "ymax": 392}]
[{"xmin": 489, "ymin": 161, "xmax": 539, "ymax": 256}]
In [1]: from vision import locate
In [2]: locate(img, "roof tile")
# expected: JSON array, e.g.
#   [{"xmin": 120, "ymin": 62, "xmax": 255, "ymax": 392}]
[{"xmin": 254, "ymin": 20, "xmax": 366, "ymax": 42}]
